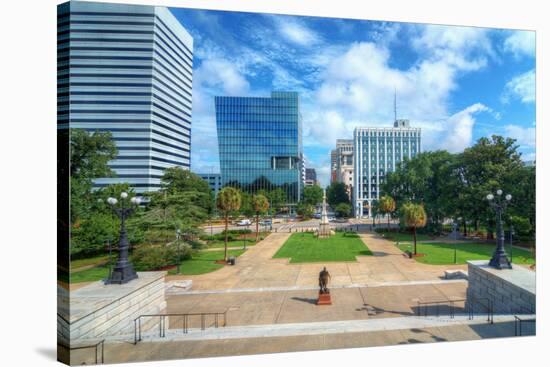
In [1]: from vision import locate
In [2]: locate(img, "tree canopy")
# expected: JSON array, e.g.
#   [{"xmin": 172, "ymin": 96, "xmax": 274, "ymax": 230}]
[{"xmin": 326, "ymin": 182, "xmax": 350, "ymax": 208}]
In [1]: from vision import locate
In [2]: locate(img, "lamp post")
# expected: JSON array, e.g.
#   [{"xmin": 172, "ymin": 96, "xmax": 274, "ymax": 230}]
[
  {"xmin": 175, "ymin": 228, "xmax": 181, "ymax": 275},
  {"xmin": 453, "ymin": 221, "xmax": 458, "ymax": 264},
  {"xmin": 509, "ymin": 225, "xmax": 514, "ymax": 264},
  {"xmin": 486, "ymin": 189, "xmax": 512, "ymax": 269},
  {"xmin": 105, "ymin": 192, "xmax": 140, "ymax": 284}
]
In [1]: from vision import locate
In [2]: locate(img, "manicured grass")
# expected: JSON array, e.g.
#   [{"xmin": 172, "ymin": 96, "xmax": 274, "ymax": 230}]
[
  {"xmin": 167, "ymin": 249, "xmax": 245, "ymax": 275},
  {"xmin": 273, "ymin": 232, "xmax": 372, "ymax": 263},
  {"xmin": 397, "ymin": 242, "xmax": 535, "ymax": 265},
  {"xmin": 70, "ymin": 254, "xmax": 110, "ymax": 271},
  {"xmin": 207, "ymin": 240, "xmax": 257, "ymax": 248},
  {"xmin": 70, "ymin": 264, "xmax": 110, "ymax": 283},
  {"xmin": 380, "ymin": 232, "xmax": 433, "ymax": 243},
  {"xmin": 70, "ymin": 249, "xmax": 246, "ymax": 283}
]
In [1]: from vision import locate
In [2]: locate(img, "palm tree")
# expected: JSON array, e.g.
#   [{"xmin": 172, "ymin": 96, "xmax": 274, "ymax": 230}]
[
  {"xmin": 401, "ymin": 203, "xmax": 427, "ymax": 255},
  {"xmin": 216, "ymin": 187, "xmax": 242, "ymax": 261},
  {"xmin": 379, "ymin": 195, "xmax": 396, "ymax": 230},
  {"xmin": 252, "ymin": 194, "xmax": 270, "ymax": 243}
]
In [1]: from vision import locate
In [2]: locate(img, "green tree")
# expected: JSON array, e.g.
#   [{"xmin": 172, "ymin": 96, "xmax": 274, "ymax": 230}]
[
  {"xmin": 370, "ymin": 200, "xmax": 380, "ymax": 227},
  {"xmin": 382, "ymin": 151, "xmax": 456, "ymax": 233},
  {"xmin": 457, "ymin": 136, "xmax": 523, "ymax": 239},
  {"xmin": 70, "ymin": 129, "xmax": 117, "ymax": 224},
  {"xmin": 326, "ymin": 182, "xmax": 350, "ymax": 208},
  {"xmin": 296, "ymin": 202, "xmax": 315, "ymax": 219},
  {"xmin": 303, "ymin": 185, "xmax": 323, "ymax": 206},
  {"xmin": 265, "ymin": 188, "xmax": 286, "ymax": 214},
  {"xmin": 251, "ymin": 194, "xmax": 269, "ymax": 242},
  {"xmin": 378, "ymin": 195, "xmax": 396, "ymax": 229},
  {"xmin": 159, "ymin": 167, "xmax": 214, "ymax": 214},
  {"xmin": 401, "ymin": 203, "xmax": 427, "ymax": 255},
  {"xmin": 335, "ymin": 203, "xmax": 352, "ymax": 218},
  {"xmin": 217, "ymin": 187, "xmax": 242, "ymax": 261}
]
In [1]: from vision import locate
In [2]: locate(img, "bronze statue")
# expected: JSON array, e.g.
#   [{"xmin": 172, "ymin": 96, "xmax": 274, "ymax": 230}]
[{"xmin": 319, "ymin": 267, "xmax": 331, "ymax": 294}]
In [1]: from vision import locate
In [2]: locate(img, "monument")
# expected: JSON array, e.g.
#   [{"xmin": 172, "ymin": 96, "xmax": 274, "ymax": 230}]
[
  {"xmin": 317, "ymin": 267, "xmax": 332, "ymax": 305},
  {"xmin": 318, "ymin": 189, "xmax": 334, "ymax": 237}
]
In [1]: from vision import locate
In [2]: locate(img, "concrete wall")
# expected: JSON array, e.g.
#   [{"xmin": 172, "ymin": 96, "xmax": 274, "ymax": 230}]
[
  {"xmin": 467, "ymin": 260, "xmax": 535, "ymax": 314},
  {"xmin": 58, "ymin": 272, "xmax": 167, "ymax": 344}
]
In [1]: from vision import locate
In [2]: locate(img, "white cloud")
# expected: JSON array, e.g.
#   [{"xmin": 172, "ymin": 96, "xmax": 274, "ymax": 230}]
[
  {"xmin": 504, "ymin": 124, "xmax": 536, "ymax": 147},
  {"xmin": 194, "ymin": 58, "xmax": 250, "ymax": 95},
  {"xmin": 272, "ymin": 16, "xmax": 322, "ymax": 46},
  {"xmin": 503, "ymin": 31, "xmax": 535, "ymax": 58},
  {"xmin": 502, "ymin": 69, "xmax": 535, "ymax": 104},
  {"xmin": 436, "ymin": 103, "xmax": 489, "ymax": 153}
]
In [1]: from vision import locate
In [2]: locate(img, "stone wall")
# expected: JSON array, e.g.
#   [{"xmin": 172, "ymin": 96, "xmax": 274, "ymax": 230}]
[
  {"xmin": 57, "ymin": 271, "xmax": 167, "ymax": 344},
  {"xmin": 467, "ymin": 260, "xmax": 535, "ymax": 314}
]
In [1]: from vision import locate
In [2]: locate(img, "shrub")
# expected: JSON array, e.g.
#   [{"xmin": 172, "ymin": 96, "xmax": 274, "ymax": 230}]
[{"xmin": 132, "ymin": 243, "xmax": 191, "ymax": 271}]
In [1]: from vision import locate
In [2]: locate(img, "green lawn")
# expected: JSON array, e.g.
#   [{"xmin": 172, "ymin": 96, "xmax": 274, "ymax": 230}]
[
  {"xmin": 70, "ymin": 254, "xmax": 110, "ymax": 271},
  {"xmin": 380, "ymin": 232, "xmax": 434, "ymax": 243},
  {"xmin": 70, "ymin": 249, "xmax": 246, "ymax": 283},
  {"xmin": 273, "ymin": 232, "xmax": 372, "ymax": 263},
  {"xmin": 207, "ymin": 239, "xmax": 257, "ymax": 248},
  {"xmin": 397, "ymin": 242, "xmax": 535, "ymax": 265},
  {"xmin": 167, "ymin": 249, "xmax": 245, "ymax": 275}
]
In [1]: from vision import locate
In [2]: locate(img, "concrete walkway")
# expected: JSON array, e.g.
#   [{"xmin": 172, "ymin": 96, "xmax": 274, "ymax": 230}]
[
  {"xmin": 167, "ymin": 232, "xmax": 467, "ymax": 291},
  {"xmin": 65, "ymin": 316, "xmax": 535, "ymax": 365}
]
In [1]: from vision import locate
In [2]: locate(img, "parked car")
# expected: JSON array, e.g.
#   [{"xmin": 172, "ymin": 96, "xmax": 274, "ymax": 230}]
[
  {"xmin": 236, "ymin": 219, "xmax": 252, "ymax": 226},
  {"xmin": 259, "ymin": 219, "xmax": 272, "ymax": 226},
  {"xmin": 313, "ymin": 213, "xmax": 321, "ymax": 219}
]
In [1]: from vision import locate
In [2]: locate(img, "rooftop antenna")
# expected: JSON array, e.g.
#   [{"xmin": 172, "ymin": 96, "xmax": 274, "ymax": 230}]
[{"xmin": 394, "ymin": 87, "xmax": 397, "ymax": 122}]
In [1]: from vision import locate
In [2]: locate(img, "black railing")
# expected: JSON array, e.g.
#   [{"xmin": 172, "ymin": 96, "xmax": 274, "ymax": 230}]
[
  {"xmin": 514, "ymin": 315, "xmax": 536, "ymax": 336},
  {"xmin": 467, "ymin": 297, "xmax": 494, "ymax": 324},
  {"xmin": 134, "ymin": 310, "xmax": 228, "ymax": 344},
  {"xmin": 416, "ymin": 298, "xmax": 466, "ymax": 319},
  {"xmin": 59, "ymin": 339, "xmax": 105, "ymax": 364}
]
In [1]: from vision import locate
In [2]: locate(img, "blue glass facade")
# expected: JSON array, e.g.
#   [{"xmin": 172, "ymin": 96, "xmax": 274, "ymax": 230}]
[
  {"xmin": 57, "ymin": 1, "xmax": 193, "ymax": 193},
  {"xmin": 215, "ymin": 92, "xmax": 303, "ymax": 204}
]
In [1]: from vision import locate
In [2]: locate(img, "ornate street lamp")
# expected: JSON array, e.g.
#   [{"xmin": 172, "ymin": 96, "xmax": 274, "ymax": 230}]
[
  {"xmin": 486, "ymin": 189, "xmax": 512, "ymax": 269},
  {"xmin": 105, "ymin": 192, "xmax": 140, "ymax": 284},
  {"xmin": 175, "ymin": 229, "xmax": 182, "ymax": 275}
]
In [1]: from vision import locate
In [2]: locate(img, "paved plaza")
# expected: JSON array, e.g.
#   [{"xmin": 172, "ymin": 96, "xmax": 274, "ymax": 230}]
[
  {"xmin": 167, "ymin": 232, "xmax": 467, "ymax": 291},
  {"xmin": 65, "ymin": 231, "xmax": 536, "ymax": 365}
]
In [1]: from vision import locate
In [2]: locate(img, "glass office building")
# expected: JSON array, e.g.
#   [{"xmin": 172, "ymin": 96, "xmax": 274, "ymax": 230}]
[
  {"xmin": 215, "ymin": 92, "xmax": 303, "ymax": 204},
  {"xmin": 353, "ymin": 119, "xmax": 421, "ymax": 218},
  {"xmin": 58, "ymin": 1, "xmax": 193, "ymax": 193}
]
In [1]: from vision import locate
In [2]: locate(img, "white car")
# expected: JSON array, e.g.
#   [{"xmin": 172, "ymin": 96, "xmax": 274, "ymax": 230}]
[{"xmin": 236, "ymin": 219, "xmax": 252, "ymax": 226}]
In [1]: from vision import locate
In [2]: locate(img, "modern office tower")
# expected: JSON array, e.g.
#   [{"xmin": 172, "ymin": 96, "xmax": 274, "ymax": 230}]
[
  {"xmin": 353, "ymin": 119, "xmax": 421, "ymax": 218},
  {"xmin": 58, "ymin": 1, "xmax": 193, "ymax": 193},
  {"xmin": 215, "ymin": 92, "xmax": 304, "ymax": 205},
  {"xmin": 330, "ymin": 149, "xmax": 338, "ymax": 183},
  {"xmin": 197, "ymin": 173, "xmax": 222, "ymax": 196},
  {"xmin": 305, "ymin": 168, "xmax": 318, "ymax": 186},
  {"xmin": 334, "ymin": 139, "xmax": 354, "ymax": 198}
]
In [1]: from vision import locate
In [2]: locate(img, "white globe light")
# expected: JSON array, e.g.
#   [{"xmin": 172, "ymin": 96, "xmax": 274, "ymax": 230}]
[
  {"xmin": 486, "ymin": 194, "xmax": 494, "ymax": 201},
  {"xmin": 120, "ymin": 192, "xmax": 128, "ymax": 199},
  {"xmin": 505, "ymin": 194, "xmax": 512, "ymax": 201},
  {"xmin": 131, "ymin": 197, "xmax": 140, "ymax": 205},
  {"xmin": 496, "ymin": 189, "xmax": 503, "ymax": 196},
  {"xmin": 107, "ymin": 197, "xmax": 117, "ymax": 205}
]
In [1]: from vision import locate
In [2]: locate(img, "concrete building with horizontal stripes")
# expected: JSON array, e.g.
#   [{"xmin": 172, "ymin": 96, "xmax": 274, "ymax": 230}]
[
  {"xmin": 58, "ymin": 1, "xmax": 193, "ymax": 193},
  {"xmin": 353, "ymin": 119, "xmax": 421, "ymax": 218}
]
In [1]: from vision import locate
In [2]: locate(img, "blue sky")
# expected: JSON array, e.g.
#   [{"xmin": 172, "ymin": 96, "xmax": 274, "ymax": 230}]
[{"xmin": 169, "ymin": 7, "xmax": 536, "ymax": 186}]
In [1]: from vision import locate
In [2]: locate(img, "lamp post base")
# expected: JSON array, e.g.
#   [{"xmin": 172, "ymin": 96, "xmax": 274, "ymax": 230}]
[
  {"xmin": 489, "ymin": 253, "xmax": 512, "ymax": 270},
  {"xmin": 105, "ymin": 264, "xmax": 138, "ymax": 284}
]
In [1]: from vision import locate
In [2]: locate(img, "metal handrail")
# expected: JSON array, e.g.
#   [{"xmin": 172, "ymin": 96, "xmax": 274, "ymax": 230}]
[
  {"xmin": 416, "ymin": 298, "xmax": 466, "ymax": 319},
  {"xmin": 514, "ymin": 315, "xmax": 535, "ymax": 336},
  {"xmin": 134, "ymin": 310, "xmax": 228, "ymax": 344},
  {"xmin": 59, "ymin": 339, "xmax": 105, "ymax": 364},
  {"xmin": 467, "ymin": 297, "xmax": 494, "ymax": 324}
]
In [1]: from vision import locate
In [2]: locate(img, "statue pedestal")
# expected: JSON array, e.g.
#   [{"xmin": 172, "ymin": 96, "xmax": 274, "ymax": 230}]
[{"xmin": 317, "ymin": 291, "xmax": 332, "ymax": 305}]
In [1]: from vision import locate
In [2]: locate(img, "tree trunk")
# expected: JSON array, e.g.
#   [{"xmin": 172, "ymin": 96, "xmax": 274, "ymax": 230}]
[
  {"xmin": 413, "ymin": 226, "xmax": 417, "ymax": 255},
  {"xmin": 224, "ymin": 213, "xmax": 229, "ymax": 261},
  {"xmin": 387, "ymin": 214, "xmax": 390, "ymax": 230},
  {"xmin": 255, "ymin": 212, "xmax": 259, "ymax": 243},
  {"xmin": 462, "ymin": 221, "xmax": 467, "ymax": 237}
]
